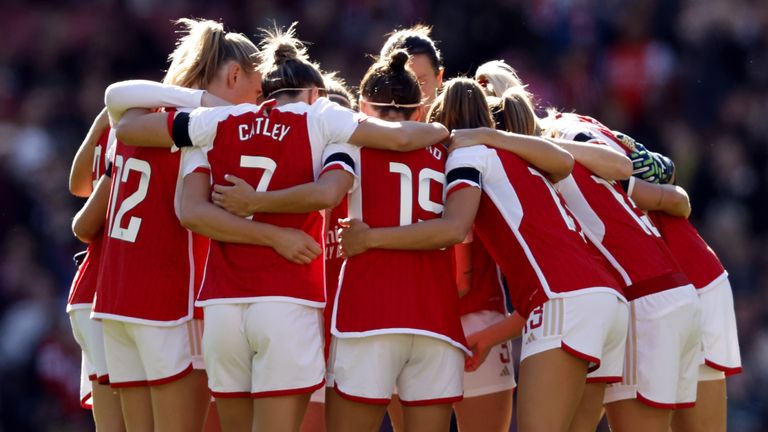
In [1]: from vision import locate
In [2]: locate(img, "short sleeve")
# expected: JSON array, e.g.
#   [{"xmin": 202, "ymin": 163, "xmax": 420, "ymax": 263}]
[
  {"xmin": 307, "ymin": 98, "xmax": 362, "ymax": 148},
  {"xmin": 321, "ymin": 143, "xmax": 361, "ymax": 191},
  {"xmin": 445, "ymin": 146, "xmax": 489, "ymax": 196},
  {"xmin": 180, "ymin": 147, "xmax": 210, "ymax": 178},
  {"xmin": 184, "ymin": 104, "xmax": 258, "ymax": 152}
]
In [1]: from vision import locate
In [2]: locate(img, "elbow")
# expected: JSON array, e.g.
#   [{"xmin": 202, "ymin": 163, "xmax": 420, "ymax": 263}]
[
  {"xmin": 444, "ymin": 222, "xmax": 471, "ymax": 247},
  {"xmin": 179, "ymin": 205, "xmax": 204, "ymax": 232},
  {"xmin": 72, "ymin": 219, "xmax": 95, "ymax": 244},
  {"xmin": 549, "ymin": 152, "xmax": 575, "ymax": 183},
  {"xmin": 671, "ymin": 187, "xmax": 692, "ymax": 218},
  {"xmin": 69, "ymin": 181, "xmax": 90, "ymax": 198},
  {"xmin": 614, "ymin": 156, "xmax": 633, "ymax": 180}
]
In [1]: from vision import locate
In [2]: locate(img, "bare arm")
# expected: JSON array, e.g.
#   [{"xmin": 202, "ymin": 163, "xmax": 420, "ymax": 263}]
[
  {"xmin": 339, "ymin": 187, "xmax": 482, "ymax": 256},
  {"xmin": 449, "ymin": 128, "xmax": 574, "ymax": 182},
  {"xmin": 465, "ymin": 311, "xmax": 525, "ymax": 371},
  {"xmin": 628, "ymin": 178, "xmax": 691, "ymax": 218},
  {"xmin": 180, "ymin": 172, "xmax": 322, "ymax": 264},
  {"xmin": 550, "ymin": 138, "xmax": 632, "ymax": 181},
  {"xmin": 115, "ymin": 109, "xmax": 173, "ymax": 148},
  {"xmin": 104, "ymin": 80, "xmax": 205, "ymax": 124},
  {"xmin": 211, "ymin": 170, "xmax": 354, "ymax": 217},
  {"xmin": 348, "ymin": 117, "xmax": 449, "ymax": 152},
  {"xmin": 72, "ymin": 175, "xmax": 111, "ymax": 243},
  {"xmin": 70, "ymin": 108, "xmax": 109, "ymax": 197}
]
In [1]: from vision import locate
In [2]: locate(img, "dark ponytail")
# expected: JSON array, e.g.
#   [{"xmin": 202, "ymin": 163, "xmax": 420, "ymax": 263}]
[{"xmin": 359, "ymin": 49, "xmax": 422, "ymax": 119}]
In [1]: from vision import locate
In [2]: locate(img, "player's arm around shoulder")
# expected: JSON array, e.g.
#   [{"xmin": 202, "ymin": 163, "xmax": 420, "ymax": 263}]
[
  {"xmin": 450, "ymin": 127, "xmax": 574, "ymax": 182},
  {"xmin": 626, "ymin": 177, "xmax": 692, "ymax": 218}
]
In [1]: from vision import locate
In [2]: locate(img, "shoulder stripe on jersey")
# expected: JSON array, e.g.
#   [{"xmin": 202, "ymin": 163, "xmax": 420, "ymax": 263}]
[
  {"xmin": 172, "ymin": 112, "xmax": 193, "ymax": 148},
  {"xmin": 323, "ymin": 152, "xmax": 355, "ymax": 172},
  {"xmin": 447, "ymin": 166, "xmax": 481, "ymax": 186}
]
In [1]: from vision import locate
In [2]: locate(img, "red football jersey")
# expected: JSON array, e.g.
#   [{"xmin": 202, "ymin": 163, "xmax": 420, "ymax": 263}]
[
  {"xmin": 649, "ymin": 212, "xmax": 726, "ymax": 290},
  {"xmin": 459, "ymin": 237, "xmax": 507, "ymax": 316},
  {"xmin": 446, "ymin": 146, "xmax": 624, "ymax": 318},
  {"xmin": 182, "ymin": 98, "xmax": 360, "ymax": 307},
  {"xmin": 323, "ymin": 198, "xmax": 347, "ymax": 358},
  {"xmin": 548, "ymin": 114, "xmax": 690, "ymax": 300},
  {"xmin": 325, "ymin": 143, "xmax": 468, "ymax": 352},
  {"xmin": 93, "ymin": 139, "xmax": 208, "ymax": 324},
  {"xmin": 67, "ymin": 127, "xmax": 111, "ymax": 310}
]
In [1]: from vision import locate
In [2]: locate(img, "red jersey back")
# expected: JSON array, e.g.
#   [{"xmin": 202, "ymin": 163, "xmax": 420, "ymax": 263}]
[
  {"xmin": 324, "ymin": 143, "xmax": 467, "ymax": 352},
  {"xmin": 649, "ymin": 211, "xmax": 726, "ymax": 290},
  {"xmin": 446, "ymin": 146, "xmax": 623, "ymax": 318},
  {"xmin": 459, "ymin": 238, "xmax": 507, "ymax": 316},
  {"xmin": 94, "ymin": 140, "xmax": 206, "ymax": 325},
  {"xmin": 182, "ymin": 98, "xmax": 360, "ymax": 307},
  {"xmin": 549, "ymin": 115, "xmax": 690, "ymax": 300},
  {"xmin": 68, "ymin": 127, "xmax": 111, "ymax": 310}
]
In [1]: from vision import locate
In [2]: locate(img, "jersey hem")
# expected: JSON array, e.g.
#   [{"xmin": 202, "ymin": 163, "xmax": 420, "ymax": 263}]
[
  {"xmin": 90, "ymin": 312, "xmax": 193, "ymax": 327},
  {"xmin": 331, "ymin": 327, "xmax": 470, "ymax": 356},
  {"xmin": 196, "ymin": 296, "xmax": 325, "ymax": 308},
  {"xmin": 696, "ymin": 271, "xmax": 728, "ymax": 294},
  {"xmin": 66, "ymin": 303, "xmax": 94, "ymax": 313}
]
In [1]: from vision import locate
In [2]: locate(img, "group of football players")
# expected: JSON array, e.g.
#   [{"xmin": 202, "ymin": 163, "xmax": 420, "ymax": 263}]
[{"xmin": 67, "ymin": 19, "xmax": 741, "ymax": 432}]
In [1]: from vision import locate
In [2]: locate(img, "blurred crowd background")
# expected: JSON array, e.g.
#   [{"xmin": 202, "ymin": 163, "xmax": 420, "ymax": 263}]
[{"xmin": 0, "ymin": 0, "xmax": 765, "ymax": 430}]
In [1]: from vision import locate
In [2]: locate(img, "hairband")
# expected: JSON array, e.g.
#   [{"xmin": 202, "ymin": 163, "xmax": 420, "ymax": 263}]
[
  {"xmin": 266, "ymin": 87, "xmax": 327, "ymax": 99},
  {"xmin": 327, "ymin": 93, "xmax": 351, "ymax": 105},
  {"xmin": 360, "ymin": 98, "xmax": 422, "ymax": 108}
]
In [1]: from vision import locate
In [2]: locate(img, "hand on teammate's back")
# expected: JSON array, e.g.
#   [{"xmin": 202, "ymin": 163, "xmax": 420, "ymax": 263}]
[
  {"xmin": 212, "ymin": 174, "xmax": 256, "ymax": 217},
  {"xmin": 338, "ymin": 218, "xmax": 371, "ymax": 257},
  {"xmin": 464, "ymin": 330, "xmax": 493, "ymax": 372},
  {"xmin": 448, "ymin": 128, "xmax": 489, "ymax": 153},
  {"xmin": 272, "ymin": 227, "xmax": 322, "ymax": 265}
]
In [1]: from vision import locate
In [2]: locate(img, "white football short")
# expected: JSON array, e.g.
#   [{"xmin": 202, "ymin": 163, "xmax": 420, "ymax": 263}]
[
  {"xmin": 605, "ymin": 285, "xmax": 701, "ymax": 408},
  {"xmin": 102, "ymin": 319, "xmax": 197, "ymax": 387},
  {"xmin": 521, "ymin": 292, "xmax": 628, "ymax": 383},
  {"xmin": 203, "ymin": 302, "xmax": 325, "ymax": 398},
  {"xmin": 328, "ymin": 333, "xmax": 465, "ymax": 405},
  {"xmin": 461, "ymin": 310, "xmax": 517, "ymax": 397},
  {"xmin": 696, "ymin": 275, "xmax": 742, "ymax": 380},
  {"xmin": 69, "ymin": 308, "xmax": 109, "ymax": 383}
]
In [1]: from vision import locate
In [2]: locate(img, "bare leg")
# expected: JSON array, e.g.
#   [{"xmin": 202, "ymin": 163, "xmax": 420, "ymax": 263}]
[
  {"xmin": 92, "ymin": 381, "xmax": 127, "ymax": 432},
  {"xmin": 150, "ymin": 370, "xmax": 210, "ymax": 432},
  {"xmin": 387, "ymin": 395, "xmax": 404, "ymax": 432},
  {"xmin": 215, "ymin": 398, "xmax": 253, "ymax": 432},
  {"xmin": 517, "ymin": 348, "xmax": 588, "ymax": 432},
  {"xmin": 402, "ymin": 403, "xmax": 453, "ymax": 432},
  {"xmin": 568, "ymin": 382, "xmax": 606, "ymax": 432},
  {"xmin": 671, "ymin": 379, "xmax": 727, "ymax": 432},
  {"xmin": 605, "ymin": 399, "xmax": 672, "ymax": 432},
  {"xmin": 205, "ymin": 400, "xmax": 221, "ymax": 432},
  {"xmin": 453, "ymin": 390, "xmax": 514, "ymax": 432},
  {"xmin": 326, "ymin": 389, "xmax": 388, "ymax": 432},
  {"xmin": 118, "ymin": 386, "xmax": 153, "ymax": 432},
  {"xmin": 301, "ymin": 401, "xmax": 325, "ymax": 432},
  {"xmin": 252, "ymin": 393, "xmax": 312, "ymax": 432}
]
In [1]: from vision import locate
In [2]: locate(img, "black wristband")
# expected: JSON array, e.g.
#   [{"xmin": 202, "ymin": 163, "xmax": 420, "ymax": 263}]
[{"xmin": 172, "ymin": 112, "xmax": 193, "ymax": 148}]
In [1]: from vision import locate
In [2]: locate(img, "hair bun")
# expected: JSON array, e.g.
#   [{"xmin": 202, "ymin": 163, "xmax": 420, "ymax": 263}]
[
  {"xmin": 273, "ymin": 41, "xmax": 300, "ymax": 64},
  {"xmin": 388, "ymin": 49, "xmax": 409, "ymax": 72}
]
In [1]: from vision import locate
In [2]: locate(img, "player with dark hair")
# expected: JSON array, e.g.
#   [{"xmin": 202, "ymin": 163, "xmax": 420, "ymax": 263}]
[
  {"xmin": 340, "ymin": 78, "xmax": 630, "ymax": 432},
  {"xmin": 107, "ymin": 23, "xmax": 451, "ymax": 432}
]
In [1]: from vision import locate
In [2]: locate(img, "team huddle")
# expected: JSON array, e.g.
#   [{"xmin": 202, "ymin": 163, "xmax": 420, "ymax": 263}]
[{"xmin": 67, "ymin": 19, "xmax": 742, "ymax": 432}]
